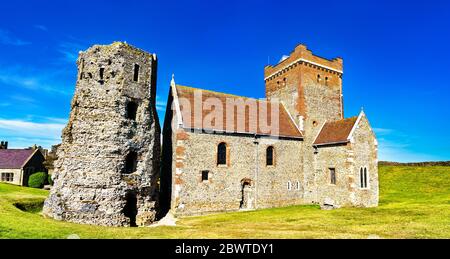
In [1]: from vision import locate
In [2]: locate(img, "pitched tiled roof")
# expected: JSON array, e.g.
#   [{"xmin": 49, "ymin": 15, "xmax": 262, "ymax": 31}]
[
  {"xmin": 174, "ymin": 85, "xmax": 303, "ymax": 139},
  {"xmin": 314, "ymin": 116, "xmax": 358, "ymax": 146},
  {"xmin": 0, "ymin": 149, "xmax": 35, "ymax": 169}
]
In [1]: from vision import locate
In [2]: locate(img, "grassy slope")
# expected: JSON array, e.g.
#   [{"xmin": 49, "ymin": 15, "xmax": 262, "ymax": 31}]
[{"xmin": 0, "ymin": 165, "xmax": 449, "ymax": 239}]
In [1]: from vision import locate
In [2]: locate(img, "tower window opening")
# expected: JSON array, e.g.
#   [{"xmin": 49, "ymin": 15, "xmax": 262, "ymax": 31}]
[
  {"xmin": 100, "ymin": 68, "xmax": 105, "ymax": 80},
  {"xmin": 325, "ymin": 76, "xmax": 329, "ymax": 85},
  {"xmin": 123, "ymin": 192, "xmax": 138, "ymax": 227},
  {"xmin": 126, "ymin": 101, "xmax": 138, "ymax": 121},
  {"xmin": 317, "ymin": 74, "xmax": 321, "ymax": 82},
  {"xmin": 79, "ymin": 59, "xmax": 85, "ymax": 80},
  {"xmin": 124, "ymin": 151, "xmax": 138, "ymax": 174},
  {"xmin": 133, "ymin": 64, "xmax": 140, "ymax": 82}
]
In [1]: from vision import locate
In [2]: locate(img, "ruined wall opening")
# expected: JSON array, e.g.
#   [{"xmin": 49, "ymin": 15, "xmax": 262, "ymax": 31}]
[
  {"xmin": 124, "ymin": 151, "xmax": 138, "ymax": 174},
  {"xmin": 99, "ymin": 67, "xmax": 105, "ymax": 80},
  {"xmin": 133, "ymin": 64, "xmax": 140, "ymax": 82},
  {"xmin": 123, "ymin": 192, "xmax": 138, "ymax": 227},
  {"xmin": 99, "ymin": 67, "xmax": 105, "ymax": 85},
  {"xmin": 126, "ymin": 101, "xmax": 138, "ymax": 121},
  {"xmin": 240, "ymin": 179, "xmax": 254, "ymax": 210}
]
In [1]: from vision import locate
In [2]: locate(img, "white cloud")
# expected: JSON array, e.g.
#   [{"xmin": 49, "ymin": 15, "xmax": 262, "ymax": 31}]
[
  {"xmin": 0, "ymin": 29, "xmax": 31, "ymax": 46},
  {"xmin": 376, "ymin": 129, "xmax": 441, "ymax": 162},
  {"xmin": 0, "ymin": 118, "xmax": 66, "ymax": 149},
  {"xmin": 58, "ymin": 41, "xmax": 85, "ymax": 63},
  {"xmin": 373, "ymin": 127, "xmax": 394, "ymax": 136},
  {"xmin": 0, "ymin": 65, "xmax": 73, "ymax": 95},
  {"xmin": 34, "ymin": 25, "xmax": 48, "ymax": 31},
  {"xmin": 156, "ymin": 99, "xmax": 167, "ymax": 112}
]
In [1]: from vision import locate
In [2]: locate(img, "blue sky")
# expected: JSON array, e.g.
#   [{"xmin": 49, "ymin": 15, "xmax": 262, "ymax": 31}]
[{"xmin": 0, "ymin": 0, "xmax": 449, "ymax": 162}]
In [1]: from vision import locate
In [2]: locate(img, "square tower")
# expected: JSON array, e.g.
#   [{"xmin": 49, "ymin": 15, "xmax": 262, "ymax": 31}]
[
  {"xmin": 44, "ymin": 42, "xmax": 161, "ymax": 227},
  {"xmin": 264, "ymin": 44, "xmax": 344, "ymax": 134}
]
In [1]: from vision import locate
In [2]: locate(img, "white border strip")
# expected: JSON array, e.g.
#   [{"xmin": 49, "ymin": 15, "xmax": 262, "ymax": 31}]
[
  {"xmin": 171, "ymin": 80, "xmax": 184, "ymax": 128},
  {"xmin": 312, "ymin": 120, "xmax": 328, "ymax": 146},
  {"xmin": 347, "ymin": 111, "xmax": 364, "ymax": 141},
  {"xmin": 280, "ymin": 101, "xmax": 304, "ymax": 136}
]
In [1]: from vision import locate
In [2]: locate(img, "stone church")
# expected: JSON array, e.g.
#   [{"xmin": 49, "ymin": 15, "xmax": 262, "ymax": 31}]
[
  {"xmin": 160, "ymin": 44, "xmax": 378, "ymax": 217},
  {"xmin": 44, "ymin": 42, "xmax": 378, "ymax": 227}
]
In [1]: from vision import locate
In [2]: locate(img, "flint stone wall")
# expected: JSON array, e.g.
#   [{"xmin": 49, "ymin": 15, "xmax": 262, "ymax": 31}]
[
  {"xmin": 43, "ymin": 42, "xmax": 160, "ymax": 227},
  {"xmin": 169, "ymin": 129, "xmax": 305, "ymax": 217}
]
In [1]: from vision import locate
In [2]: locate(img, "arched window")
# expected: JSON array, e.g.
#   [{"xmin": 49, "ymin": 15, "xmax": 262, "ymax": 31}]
[
  {"xmin": 296, "ymin": 181, "xmax": 301, "ymax": 191},
  {"xmin": 266, "ymin": 146, "xmax": 275, "ymax": 166},
  {"xmin": 287, "ymin": 181, "xmax": 292, "ymax": 191},
  {"xmin": 317, "ymin": 74, "xmax": 321, "ymax": 83},
  {"xmin": 217, "ymin": 142, "xmax": 227, "ymax": 166}
]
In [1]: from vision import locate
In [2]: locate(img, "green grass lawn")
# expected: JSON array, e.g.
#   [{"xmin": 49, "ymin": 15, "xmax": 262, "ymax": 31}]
[{"xmin": 1, "ymin": 165, "xmax": 449, "ymax": 239}]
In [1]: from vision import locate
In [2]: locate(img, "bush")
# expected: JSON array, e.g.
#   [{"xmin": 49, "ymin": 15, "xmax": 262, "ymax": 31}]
[
  {"xmin": 28, "ymin": 172, "xmax": 47, "ymax": 189},
  {"xmin": 47, "ymin": 174, "xmax": 54, "ymax": 186}
]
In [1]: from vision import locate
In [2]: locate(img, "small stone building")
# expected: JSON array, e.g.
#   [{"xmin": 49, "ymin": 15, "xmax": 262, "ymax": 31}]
[
  {"xmin": 161, "ymin": 44, "xmax": 378, "ymax": 216},
  {"xmin": 43, "ymin": 43, "xmax": 161, "ymax": 227},
  {"xmin": 0, "ymin": 144, "xmax": 46, "ymax": 186}
]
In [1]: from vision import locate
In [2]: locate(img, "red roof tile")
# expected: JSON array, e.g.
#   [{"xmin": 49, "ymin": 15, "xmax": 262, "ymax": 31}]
[
  {"xmin": 175, "ymin": 85, "xmax": 303, "ymax": 139},
  {"xmin": 0, "ymin": 149, "xmax": 35, "ymax": 169},
  {"xmin": 314, "ymin": 117, "xmax": 358, "ymax": 146}
]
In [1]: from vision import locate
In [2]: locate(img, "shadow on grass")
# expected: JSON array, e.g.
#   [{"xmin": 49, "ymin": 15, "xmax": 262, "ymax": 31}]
[{"xmin": 13, "ymin": 200, "xmax": 44, "ymax": 214}]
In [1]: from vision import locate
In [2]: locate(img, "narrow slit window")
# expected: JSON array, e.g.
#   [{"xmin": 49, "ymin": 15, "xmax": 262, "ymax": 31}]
[
  {"xmin": 100, "ymin": 68, "xmax": 105, "ymax": 80},
  {"xmin": 330, "ymin": 168, "xmax": 336, "ymax": 185},
  {"xmin": 364, "ymin": 168, "xmax": 368, "ymax": 188},
  {"xmin": 360, "ymin": 168, "xmax": 364, "ymax": 188},
  {"xmin": 79, "ymin": 59, "xmax": 85, "ymax": 80},
  {"xmin": 133, "ymin": 64, "xmax": 140, "ymax": 82},
  {"xmin": 266, "ymin": 146, "xmax": 274, "ymax": 166}
]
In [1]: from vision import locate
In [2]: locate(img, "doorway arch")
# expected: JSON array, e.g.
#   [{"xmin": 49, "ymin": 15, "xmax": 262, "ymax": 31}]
[{"xmin": 240, "ymin": 178, "xmax": 255, "ymax": 210}]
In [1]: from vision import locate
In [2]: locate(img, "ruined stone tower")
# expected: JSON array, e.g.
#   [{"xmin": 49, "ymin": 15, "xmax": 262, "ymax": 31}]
[{"xmin": 43, "ymin": 42, "xmax": 161, "ymax": 227}]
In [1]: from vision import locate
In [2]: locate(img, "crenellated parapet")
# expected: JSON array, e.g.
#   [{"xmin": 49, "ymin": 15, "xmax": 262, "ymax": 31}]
[{"xmin": 264, "ymin": 44, "xmax": 343, "ymax": 82}]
